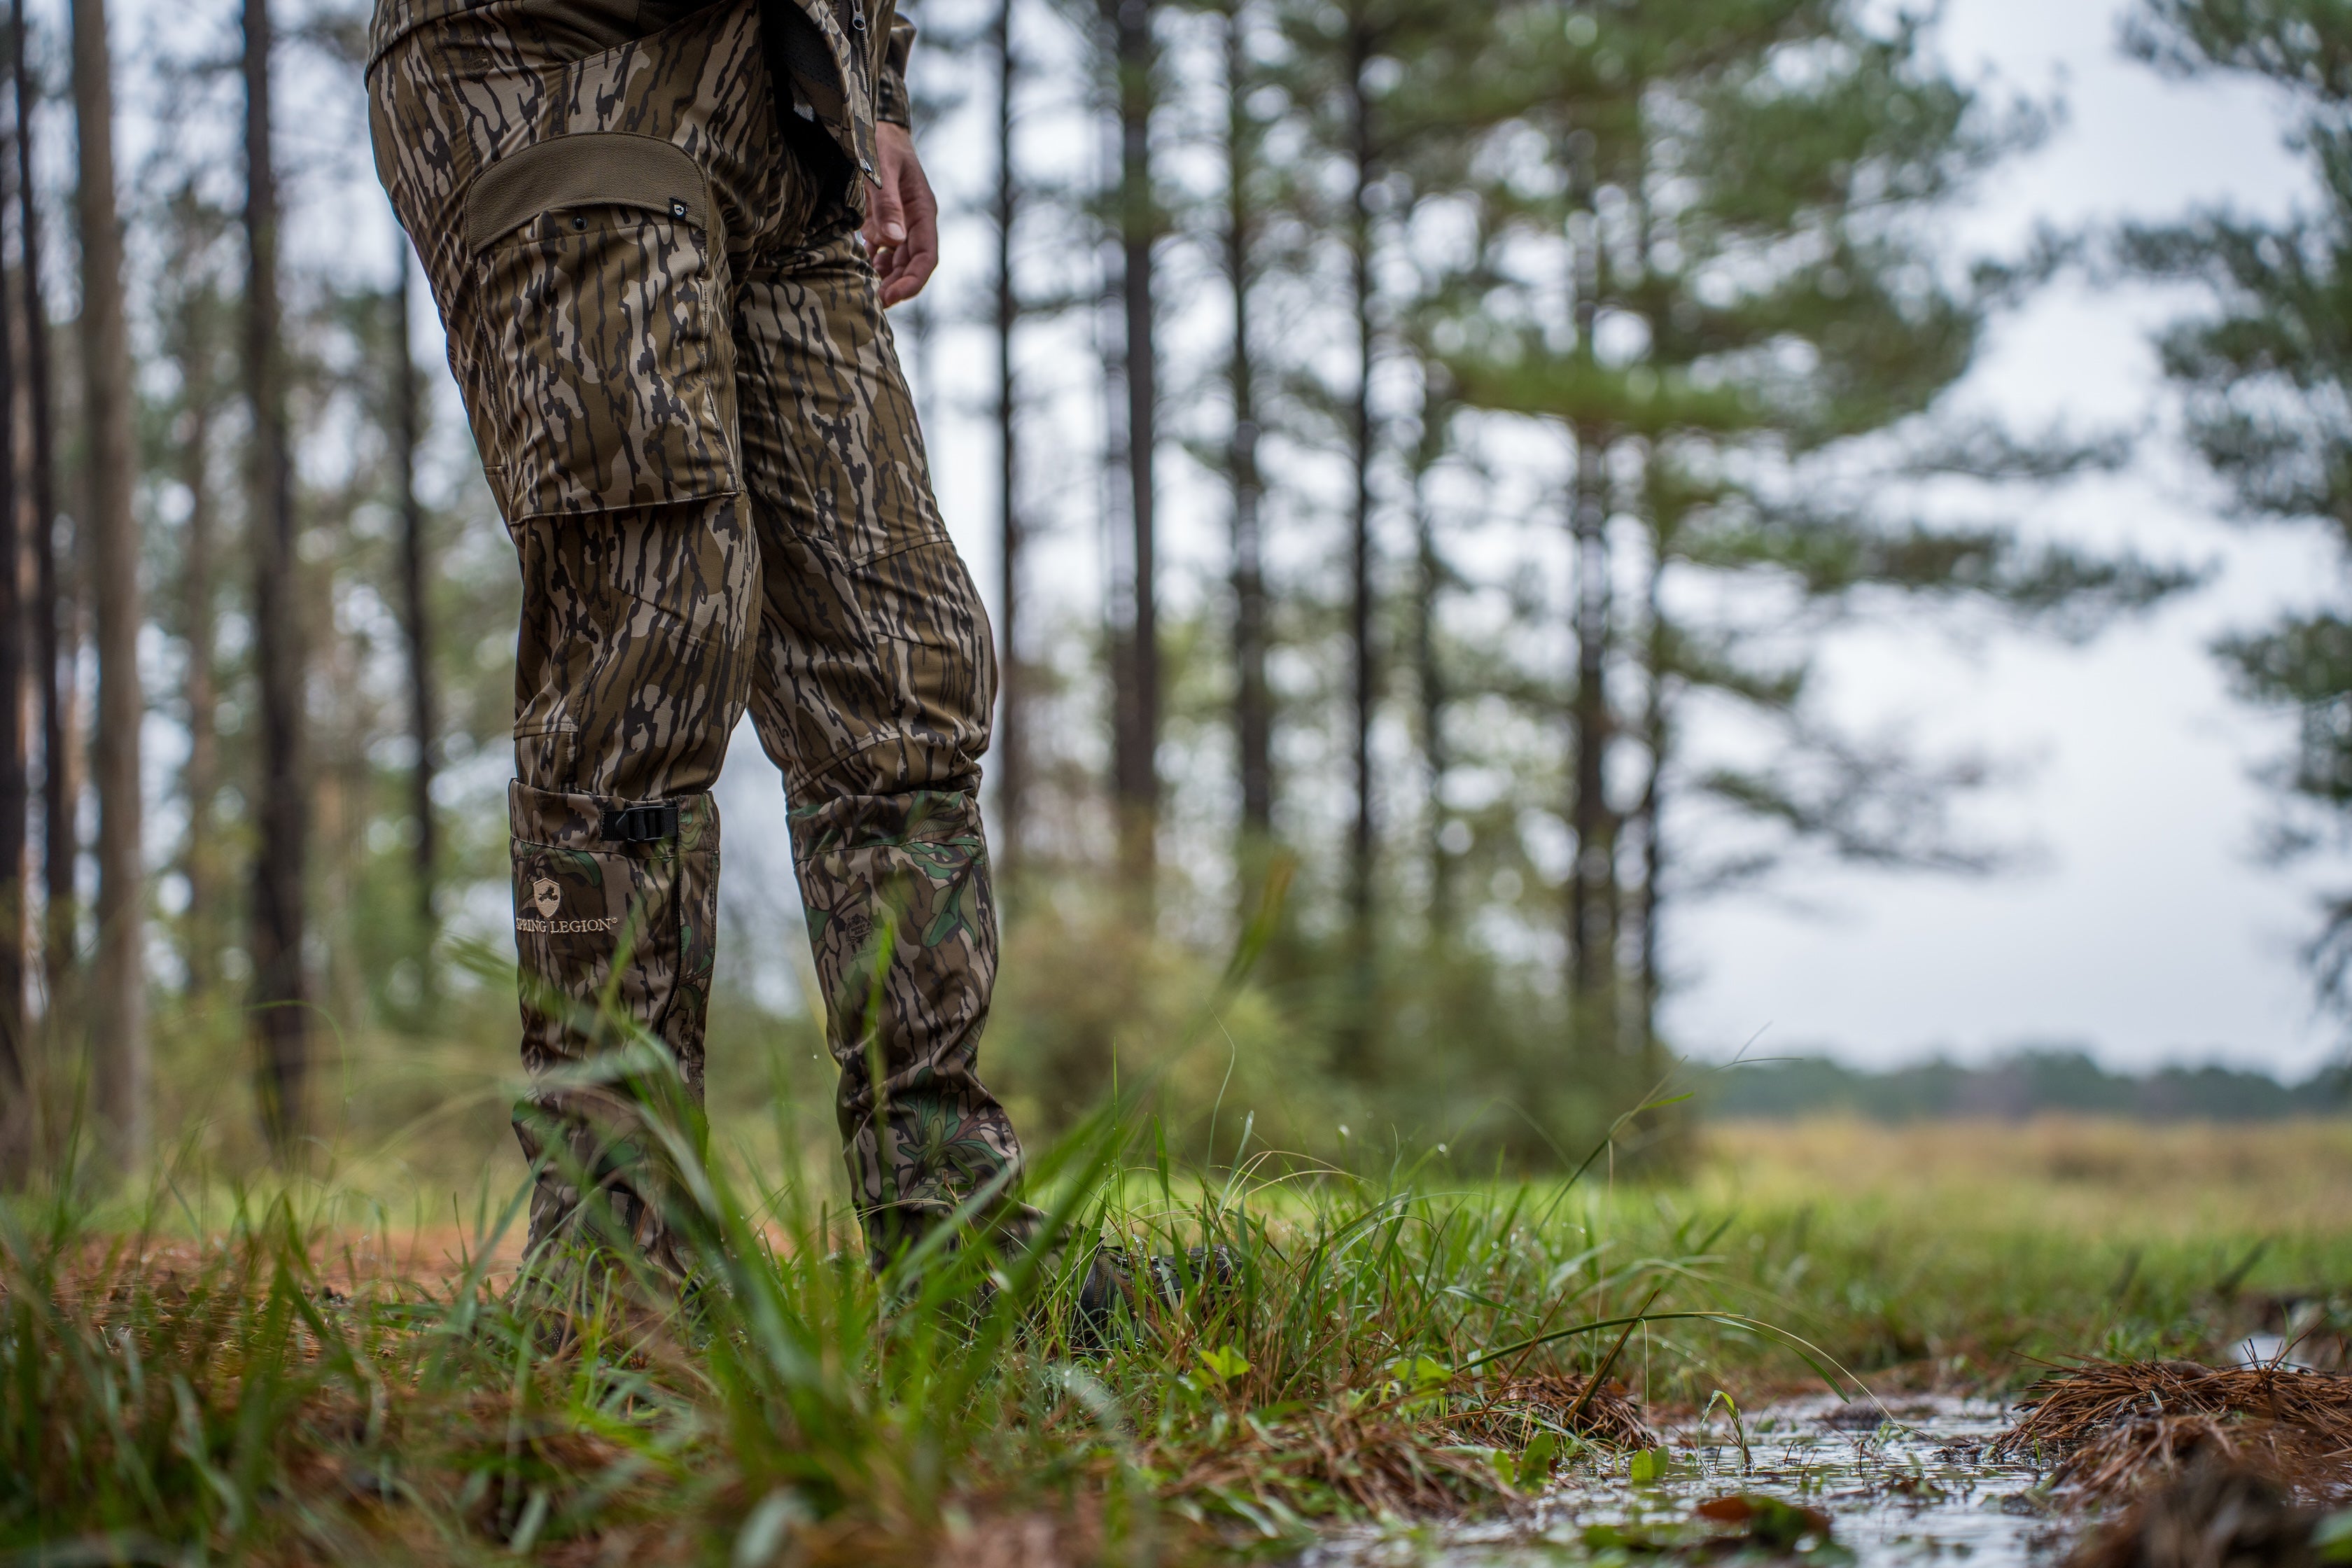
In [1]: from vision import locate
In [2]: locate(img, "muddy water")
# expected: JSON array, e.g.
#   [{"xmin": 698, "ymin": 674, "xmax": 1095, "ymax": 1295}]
[{"xmin": 1303, "ymin": 1397, "xmax": 2078, "ymax": 1567}]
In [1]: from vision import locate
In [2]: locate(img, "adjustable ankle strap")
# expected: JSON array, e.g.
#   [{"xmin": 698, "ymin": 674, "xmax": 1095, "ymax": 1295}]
[{"xmin": 602, "ymin": 802, "xmax": 680, "ymax": 844}]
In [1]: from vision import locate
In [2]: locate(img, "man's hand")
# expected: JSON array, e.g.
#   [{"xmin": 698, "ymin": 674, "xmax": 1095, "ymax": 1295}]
[{"xmin": 862, "ymin": 122, "xmax": 938, "ymax": 307}]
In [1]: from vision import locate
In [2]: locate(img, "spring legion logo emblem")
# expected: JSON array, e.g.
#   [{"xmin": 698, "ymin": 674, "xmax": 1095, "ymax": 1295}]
[{"xmin": 517, "ymin": 867, "xmax": 615, "ymax": 935}]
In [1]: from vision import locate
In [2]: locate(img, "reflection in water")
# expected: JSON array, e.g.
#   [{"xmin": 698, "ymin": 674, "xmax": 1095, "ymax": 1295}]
[{"xmin": 1305, "ymin": 1397, "xmax": 2081, "ymax": 1567}]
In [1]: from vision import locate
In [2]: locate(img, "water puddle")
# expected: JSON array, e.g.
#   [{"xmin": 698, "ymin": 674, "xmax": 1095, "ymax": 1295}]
[{"xmin": 1303, "ymin": 1396, "xmax": 2078, "ymax": 1567}]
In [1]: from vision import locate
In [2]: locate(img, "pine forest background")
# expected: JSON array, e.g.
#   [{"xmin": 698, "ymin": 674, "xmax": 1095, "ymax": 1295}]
[{"xmin": 1, "ymin": 0, "xmax": 2348, "ymax": 1189}]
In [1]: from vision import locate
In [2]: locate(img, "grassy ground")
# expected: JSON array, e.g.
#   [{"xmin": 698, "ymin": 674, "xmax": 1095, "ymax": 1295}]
[{"xmin": 5, "ymin": 1113, "xmax": 2346, "ymax": 1566}]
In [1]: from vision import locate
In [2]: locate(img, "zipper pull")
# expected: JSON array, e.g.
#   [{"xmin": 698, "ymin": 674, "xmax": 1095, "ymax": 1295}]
[{"xmin": 849, "ymin": 1, "xmax": 867, "ymax": 31}]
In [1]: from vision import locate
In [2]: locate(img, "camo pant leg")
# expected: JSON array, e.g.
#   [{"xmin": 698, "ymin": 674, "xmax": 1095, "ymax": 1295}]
[
  {"xmin": 732, "ymin": 230, "xmax": 1029, "ymax": 1270},
  {"xmin": 501, "ymin": 514, "xmax": 747, "ymax": 1272},
  {"xmin": 374, "ymin": 0, "xmax": 1026, "ymax": 1271},
  {"xmin": 370, "ymin": 1, "xmax": 792, "ymax": 1268}
]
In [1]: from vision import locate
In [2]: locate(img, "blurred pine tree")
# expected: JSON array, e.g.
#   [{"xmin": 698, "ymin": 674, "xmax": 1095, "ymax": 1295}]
[{"xmin": 2127, "ymin": 0, "xmax": 2352, "ymax": 1042}]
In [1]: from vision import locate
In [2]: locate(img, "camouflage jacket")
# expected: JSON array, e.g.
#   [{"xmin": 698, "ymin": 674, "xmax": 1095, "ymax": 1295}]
[{"xmin": 366, "ymin": 0, "xmax": 915, "ymax": 189}]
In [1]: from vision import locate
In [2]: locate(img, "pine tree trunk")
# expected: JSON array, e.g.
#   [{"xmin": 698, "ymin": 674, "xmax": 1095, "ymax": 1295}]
[
  {"xmin": 244, "ymin": 0, "xmax": 306, "ymax": 1155},
  {"xmin": 1626, "ymin": 171, "xmax": 1668, "ymax": 1089},
  {"xmin": 993, "ymin": 0, "xmax": 1023, "ymax": 883},
  {"xmin": 1106, "ymin": 0, "xmax": 1157, "ymax": 887},
  {"xmin": 393, "ymin": 237, "xmax": 435, "ymax": 996},
  {"xmin": 16, "ymin": 0, "xmax": 68, "ymax": 1031},
  {"xmin": 48, "ymin": 581, "xmax": 80, "ymax": 1005},
  {"xmin": 1628, "ymin": 541, "xmax": 1681, "ymax": 1163},
  {"xmin": 1567, "ymin": 425, "xmax": 1612, "ymax": 1005},
  {"xmin": 71, "ymin": 0, "xmax": 144, "ymax": 1165},
  {"xmin": 1631, "ymin": 551, "xmax": 1664, "ymax": 1050},
  {"xmin": 1224, "ymin": 4, "xmax": 1271, "ymax": 846},
  {"xmin": 1339, "ymin": 16, "xmax": 1378, "ymax": 1074},
  {"xmin": 1564, "ymin": 135, "xmax": 1616, "ymax": 1038},
  {"xmin": 1412, "ymin": 462, "xmax": 1449, "ymax": 941},
  {"xmin": 0, "ymin": 106, "xmax": 25, "ymax": 1184},
  {"xmin": 177, "ymin": 395, "xmax": 218, "ymax": 1002}
]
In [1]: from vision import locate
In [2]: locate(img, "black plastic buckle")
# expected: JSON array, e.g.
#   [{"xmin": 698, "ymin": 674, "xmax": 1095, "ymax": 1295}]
[{"xmin": 602, "ymin": 802, "xmax": 680, "ymax": 844}]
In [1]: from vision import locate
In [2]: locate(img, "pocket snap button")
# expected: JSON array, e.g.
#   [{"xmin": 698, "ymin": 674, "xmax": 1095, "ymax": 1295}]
[
  {"xmin": 671, "ymin": 200, "xmax": 688, "ymax": 220},
  {"xmin": 570, "ymin": 213, "xmax": 587, "ymax": 231}
]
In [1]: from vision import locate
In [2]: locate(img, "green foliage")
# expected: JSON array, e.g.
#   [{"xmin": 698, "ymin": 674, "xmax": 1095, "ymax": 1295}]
[
  {"xmin": 1442, "ymin": 0, "xmax": 2165, "ymax": 807},
  {"xmin": 2127, "ymin": 0, "xmax": 2352, "ymax": 97},
  {"xmin": 2315, "ymin": 1506, "xmax": 2352, "ymax": 1562}
]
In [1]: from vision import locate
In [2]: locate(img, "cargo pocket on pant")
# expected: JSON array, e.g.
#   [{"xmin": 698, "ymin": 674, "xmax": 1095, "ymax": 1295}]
[{"xmin": 465, "ymin": 132, "xmax": 738, "ymax": 522}]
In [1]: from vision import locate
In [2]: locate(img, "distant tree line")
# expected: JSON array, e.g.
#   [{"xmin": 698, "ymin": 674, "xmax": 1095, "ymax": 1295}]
[{"xmin": 1702, "ymin": 1049, "xmax": 2346, "ymax": 1123}]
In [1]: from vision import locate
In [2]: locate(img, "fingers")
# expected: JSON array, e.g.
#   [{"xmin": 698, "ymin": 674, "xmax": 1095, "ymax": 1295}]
[
  {"xmin": 861, "ymin": 125, "xmax": 911, "ymax": 267},
  {"xmin": 878, "ymin": 170, "xmax": 937, "ymax": 306},
  {"xmin": 878, "ymin": 228, "xmax": 935, "ymax": 305},
  {"xmin": 862, "ymin": 170, "xmax": 907, "ymax": 262},
  {"xmin": 864, "ymin": 123, "xmax": 938, "ymax": 307}
]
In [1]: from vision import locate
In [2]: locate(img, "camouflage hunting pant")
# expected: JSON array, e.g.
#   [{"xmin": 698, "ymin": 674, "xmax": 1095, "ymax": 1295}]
[{"xmin": 369, "ymin": 0, "xmax": 1024, "ymax": 1273}]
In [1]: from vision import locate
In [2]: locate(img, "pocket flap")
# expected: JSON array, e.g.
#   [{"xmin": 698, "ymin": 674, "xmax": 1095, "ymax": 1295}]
[{"xmin": 464, "ymin": 132, "xmax": 716, "ymax": 253}]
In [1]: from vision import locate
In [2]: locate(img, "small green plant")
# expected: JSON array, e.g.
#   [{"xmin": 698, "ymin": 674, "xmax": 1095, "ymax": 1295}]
[
  {"xmin": 1514, "ymin": 1429, "xmax": 1561, "ymax": 1490},
  {"xmin": 1703, "ymin": 1389, "xmax": 1754, "ymax": 1475},
  {"xmin": 1196, "ymin": 1345, "xmax": 1252, "ymax": 1385}
]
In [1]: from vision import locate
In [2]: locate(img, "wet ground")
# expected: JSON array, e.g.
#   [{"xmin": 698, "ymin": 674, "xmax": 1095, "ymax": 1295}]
[{"xmin": 1303, "ymin": 1396, "xmax": 2079, "ymax": 1567}]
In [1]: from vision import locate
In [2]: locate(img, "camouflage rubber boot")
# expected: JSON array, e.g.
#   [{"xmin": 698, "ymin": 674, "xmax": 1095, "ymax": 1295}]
[
  {"xmin": 792, "ymin": 788, "xmax": 1034, "ymax": 1271},
  {"xmin": 509, "ymin": 780, "xmax": 720, "ymax": 1280},
  {"xmin": 1072, "ymin": 1245, "xmax": 1240, "ymax": 1353}
]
